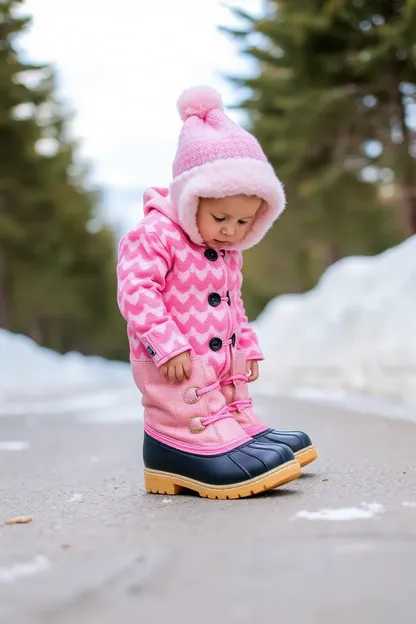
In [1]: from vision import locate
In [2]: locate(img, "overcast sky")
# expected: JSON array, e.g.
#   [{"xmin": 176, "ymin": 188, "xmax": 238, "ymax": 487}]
[{"xmin": 19, "ymin": 0, "xmax": 262, "ymax": 203}]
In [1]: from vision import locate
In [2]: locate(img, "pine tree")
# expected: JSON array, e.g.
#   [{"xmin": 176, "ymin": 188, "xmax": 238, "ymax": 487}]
[
  {"xmin": 0, "ymin": 0, "xmax": 50, "ymax": 328},
  {"xmin": 221, "ymin": 1, "xmax": 409, "ymax": 318},
  {"xmin": 0, "ymin": 0, "xmax": 128, "ymax": 359}
]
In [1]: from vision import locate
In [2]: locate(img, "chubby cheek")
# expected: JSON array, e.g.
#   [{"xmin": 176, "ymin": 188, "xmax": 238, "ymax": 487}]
[
  {"xmin": 206, "ymin": 224, "xmax": 219, "ymax": 241},
  {"xmin": 198, "ymin": 216, "xmax": 216, "ymax": 242}
]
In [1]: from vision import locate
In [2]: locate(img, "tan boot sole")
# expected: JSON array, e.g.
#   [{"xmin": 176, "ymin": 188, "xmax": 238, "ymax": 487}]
[
  {"xmin": 144, "ymin": 459, "xmax": 301, "ymax": 500},
  {"xmin": 295, "ymin": 445, "xmax": 318, "ymax": 468}
]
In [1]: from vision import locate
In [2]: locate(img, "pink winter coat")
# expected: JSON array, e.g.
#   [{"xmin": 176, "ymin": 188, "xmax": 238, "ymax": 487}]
[{"xmin": 117, "ymin": 187, "xmax": 264, "ymax": 378}]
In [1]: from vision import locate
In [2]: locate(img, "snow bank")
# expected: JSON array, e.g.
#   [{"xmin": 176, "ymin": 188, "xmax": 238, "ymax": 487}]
[
  {"xmin": 0, "ymin": 330, "xmax": 135, "ymax": 416},
  {"xmin": 0, "ymin": 330, "xmax": 131, "ymax": 395},
  {"xmin": 254, "ymin": 235, "xmax": 416, "ymax": 406}
]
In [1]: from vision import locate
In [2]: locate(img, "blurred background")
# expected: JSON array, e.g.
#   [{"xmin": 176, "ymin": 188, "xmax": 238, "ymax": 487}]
[{"xmin": 1, "ymin": 0, "xmax": 415, "ymax": 369}]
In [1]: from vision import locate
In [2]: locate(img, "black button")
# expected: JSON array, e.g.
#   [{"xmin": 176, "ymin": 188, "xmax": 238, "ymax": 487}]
[
  {"xmin": 208, "ymin": 293, "xmax": 221, "ymax": 307},
  {"xmin": 204, "ymin": 248, "xmax": 218, "ymax": 261},
  {"xmin": 209, "ymin": 337, "xmax": 222, "ymax": 351},
  {"xmin": 226, "ymin": 291, "xmax": 231, "ymax": 306},
  {"xmin": 231, "ymin": 333, "xmax": 236, "ymax": 347}
]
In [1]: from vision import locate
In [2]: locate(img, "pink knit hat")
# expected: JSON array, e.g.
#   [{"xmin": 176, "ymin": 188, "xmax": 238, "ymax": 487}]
[{"xmin": 169, "ymin": 86, "xmax": 286, "ymax": 250}]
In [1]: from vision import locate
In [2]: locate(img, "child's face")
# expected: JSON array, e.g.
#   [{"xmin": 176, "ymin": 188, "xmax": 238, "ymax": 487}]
[{"xmin": 196, "ymin": 195, "xmax": 262, "ymax": 248}]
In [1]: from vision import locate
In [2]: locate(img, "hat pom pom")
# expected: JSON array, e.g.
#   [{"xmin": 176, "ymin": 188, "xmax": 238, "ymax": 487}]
[{"xmin": 177, "ymin": 86, "xmax": 223, "ymax": 121}]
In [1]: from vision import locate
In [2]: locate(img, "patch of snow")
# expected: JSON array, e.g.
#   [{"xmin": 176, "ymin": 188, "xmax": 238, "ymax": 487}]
[
  {"xmin": 0, "ymin": 441, "xmax": 30, "ymax": 451},
  {"xmin": 402, "ymin": 501, "xmax": 416, "ymax": 508},
  {"xmin": 292, "ymin": 502, "xmax": 385, "ymax": 521},
  {"xmin": 0, "ymin": 556, "xmax": 51, "ymax": 584},
  {"xmin": 67, "ymin": 493, "xmax": 84, "ymax": 503}
]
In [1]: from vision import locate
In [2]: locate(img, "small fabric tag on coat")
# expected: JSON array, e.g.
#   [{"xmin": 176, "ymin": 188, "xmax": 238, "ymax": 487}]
[{"xmin": 146, "ymin": 345, "xmax": 156, "ymax": 357}]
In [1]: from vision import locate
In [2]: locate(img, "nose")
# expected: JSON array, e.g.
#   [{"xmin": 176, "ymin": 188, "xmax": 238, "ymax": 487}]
[{"xmin": 221, "ymin": 224, "xmax": 236, "ymax": 237}]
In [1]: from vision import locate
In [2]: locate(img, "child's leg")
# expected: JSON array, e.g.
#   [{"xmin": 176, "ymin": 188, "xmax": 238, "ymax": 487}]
[
  {"xmin": 131, "ymin": 357, "xmax": 301, "ymax": 498},
  {"xmin": 220, "ymin": 350, "xmax": 318, "ymax": 468}
]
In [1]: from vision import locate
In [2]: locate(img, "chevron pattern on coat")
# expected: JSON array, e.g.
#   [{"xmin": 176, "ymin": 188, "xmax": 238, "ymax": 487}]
[{"xmin": 117, "ymin": 209, "xmax": 263, "ymax": 374}]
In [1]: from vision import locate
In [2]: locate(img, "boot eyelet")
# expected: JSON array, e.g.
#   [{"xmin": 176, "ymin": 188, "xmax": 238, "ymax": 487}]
[
  {"xmin": 183, "ymin": 386, "xmax": 200, "ymax": 404},
  {"xmin": 189, "ymin": 417, "xmax": 205, "ymax": 433}
]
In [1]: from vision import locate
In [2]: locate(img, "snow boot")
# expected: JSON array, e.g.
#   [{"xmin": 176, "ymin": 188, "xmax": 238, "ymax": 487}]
[
  {"xmin": 220, "ymin": 351, "xmax": 317, "ymax": 469},
  {"xmin": 131, "ymin": 358, "xmax": 301, "ymax": 499}
]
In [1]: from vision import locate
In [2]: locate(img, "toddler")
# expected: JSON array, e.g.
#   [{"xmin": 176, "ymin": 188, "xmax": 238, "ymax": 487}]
[{"xmin": 117, "ymin": 86, "xmax": 317, "ymax": 499}]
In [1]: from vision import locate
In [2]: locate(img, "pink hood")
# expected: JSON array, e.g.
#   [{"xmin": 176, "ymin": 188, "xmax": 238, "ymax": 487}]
[
  {"xmin": 141, "ymin": 87, "xmax": 286, "ymax": 251},
  {"xmin": 142, "ymin": 180, "xmax": 284, "ymax": 252}
]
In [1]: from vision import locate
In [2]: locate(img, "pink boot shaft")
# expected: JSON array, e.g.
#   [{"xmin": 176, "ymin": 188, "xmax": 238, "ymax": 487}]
[{"xmin": 131, "ymin": 357, "xmax": 251, "ymax": 455}]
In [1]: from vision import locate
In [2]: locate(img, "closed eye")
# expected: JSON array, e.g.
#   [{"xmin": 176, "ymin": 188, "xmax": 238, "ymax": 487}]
[
  {"xmin": 238, "ymin": 220, "xmax": 248, "ymax": 225},
  {"xmin": 212, "ymin": 216, "xmax": 226, "ymax": 222}
]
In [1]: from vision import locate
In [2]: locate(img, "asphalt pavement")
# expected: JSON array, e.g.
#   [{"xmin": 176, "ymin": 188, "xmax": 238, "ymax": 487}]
[{"xmin": 1, "ymin": 394, "xmax": 415, "ymax": 624}]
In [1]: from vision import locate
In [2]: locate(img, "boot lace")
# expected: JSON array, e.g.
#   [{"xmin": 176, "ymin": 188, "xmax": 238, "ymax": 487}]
[
  {"xmin": 195, "ymin": 379, "xmax": 231, "ymax": 426},
  {"xmin": 220, "ymin": 374, "xmax": 252, "ymax": 413}
]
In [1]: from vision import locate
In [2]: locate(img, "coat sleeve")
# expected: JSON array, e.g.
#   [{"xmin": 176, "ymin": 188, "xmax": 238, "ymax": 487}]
[
  {"xmin": 234, "ymin": 253, "xmax": 264, "ymax": 361},
  {"xmin": 117, "ymin": 226, "xmax": 191, "ymax": 367}
]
